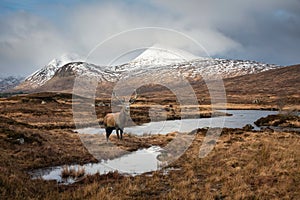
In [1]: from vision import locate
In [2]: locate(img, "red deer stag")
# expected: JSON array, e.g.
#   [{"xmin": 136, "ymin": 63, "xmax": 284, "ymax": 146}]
[{"xmin": 103, "ymin": 90, "xmax": 137, "ymax": 141}]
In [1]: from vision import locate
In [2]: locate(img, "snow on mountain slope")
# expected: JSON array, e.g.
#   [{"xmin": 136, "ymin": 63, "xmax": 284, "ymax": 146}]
[
  {"xmin": 114, "ymin": 44, "xmax": 199, "ymax": 72},
  {"xmin": 0, "ymin": 76, "xmax": 24, "ymax": 92},
  {"xmin": 171, "ymin": 58, "xmax": 280, "ymax": 79},
  {"xmin": 131, "ymin": 44, "xmax": 198, "ymax": 66},
  {"xmin": 35, "ymin": 62, "xmax": 120, "ymax": 93},
  {"xmin": 115, "ymin": 45, "xmax": 280, "ymax": 79},
  {"xmin": 14, "ymin": 45, "xmax": 282, "ymax": 92},
  {"xmin": 15, "ymin": 54, "xmax": 82, "ymax": 90},
  {"xmin": 53, "ymin": 62, "xmax": 119, "ymax": 82}
]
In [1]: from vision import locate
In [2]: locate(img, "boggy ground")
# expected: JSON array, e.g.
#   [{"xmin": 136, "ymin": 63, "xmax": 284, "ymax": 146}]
[
  {"xmin": 255, "ymin": 113, "xmax": 300, "ymax": 128},
  {"xmin": 0, "ymin": 92, "xmax": 229, "ymax": 129},
  {"xmin": 0, "ymin": 91, "xmax": 297, "ymax": 130},
  {"xmin": 0, "ymin": 114, "xmax": 177, "ymax": 170},
  {"xmin": 1, "ymin": 92, "xmax": 300, "ymax": 199},
  {"xmin": 1, "ymin": 118, "xmax": 300, "ymax": 199}
]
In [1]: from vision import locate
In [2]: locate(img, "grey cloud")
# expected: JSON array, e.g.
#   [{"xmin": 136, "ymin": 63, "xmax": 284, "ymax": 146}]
[
  {"xmin": 62, "ymin": 1, "xmax": 242, "ymax": 63},
  {"xmin": 0, "ymin": 12, "xmax": 70, "ymax": 76},
  {"xmin": 0, "ymin": 0, "xmax": 299, "ymax": 76},
  {"xmin": 150, "ymin": 0, "xmax": 300, "ymax": 65}
]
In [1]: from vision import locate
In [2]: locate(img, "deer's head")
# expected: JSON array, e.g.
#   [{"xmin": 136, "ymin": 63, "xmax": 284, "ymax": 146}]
[{"xmin": 112, "ymin": 89, "xmax": 138, "ymax": 115}]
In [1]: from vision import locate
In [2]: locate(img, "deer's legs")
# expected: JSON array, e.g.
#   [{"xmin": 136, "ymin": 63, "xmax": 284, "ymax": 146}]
[
  {"xmin": 115, "ymin": 128, "xmax": 123, "ymax": 140},
  {"xmin": 105, "ymin": 127, "xmax": 114, "ymax": 141},
  {"xmin": 116, "ymin": 128, "xmax": 120, "ymax": 139}
]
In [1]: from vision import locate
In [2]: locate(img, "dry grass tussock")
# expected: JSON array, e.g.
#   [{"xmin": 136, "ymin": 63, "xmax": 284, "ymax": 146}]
[
  {"xmin": 1, "ymin": 128, "xmax": 299, "ymax": 199},
  {"xmin": 255, "ymin": 113, "xmax": 300, "ymax": 128},
  {"xmin": 0, "ymin": 92, "xmax": 299, "ymax": 199},
  {"xmin": 61, "ymin": 166, "xmax": 85, "ymax": 179}
]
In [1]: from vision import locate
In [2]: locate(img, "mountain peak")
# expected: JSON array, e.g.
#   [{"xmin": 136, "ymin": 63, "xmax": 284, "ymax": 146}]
[
  {"xmin": 132, "ymin": 44, "xmax": 198, "ymax": 66},
  {"xmin": 46, "ymin": 53, "xmax": 82, "ymax": 70},
  {"xmin": 15, "ymin": 53, "xmax": 83, "ymax": 90}
]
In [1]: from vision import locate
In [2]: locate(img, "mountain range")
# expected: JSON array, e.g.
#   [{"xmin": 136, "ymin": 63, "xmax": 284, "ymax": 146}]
[
  {"xmin": 11, "ymin": 45, "xmax": 282, "ymax": 93},
  {"xmin": 0, "ymin": 76, "xmax": 24, "ymax": 92}
]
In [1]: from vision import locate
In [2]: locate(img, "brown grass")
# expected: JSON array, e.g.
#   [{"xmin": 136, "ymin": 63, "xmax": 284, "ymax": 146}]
[
  {"xmin": 0, "ymin": 91, "xmax": 299, "ymax": 199},
  {"xmin": 255, "ymin": 114, "xmax": 300, "ymax": 128},
  {"xmin": 61, "ymin": 166, "xmax": 85, "ymax": 179},
  {"xmin": 1, "ymin": 128, "xmax": 299, "ymax": 199}
]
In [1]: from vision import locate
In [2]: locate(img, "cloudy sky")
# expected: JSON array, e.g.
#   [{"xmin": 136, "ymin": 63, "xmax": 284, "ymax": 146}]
[{"xmin": 0, "ymin": 0, "xmax": 299, "ymax": 76}]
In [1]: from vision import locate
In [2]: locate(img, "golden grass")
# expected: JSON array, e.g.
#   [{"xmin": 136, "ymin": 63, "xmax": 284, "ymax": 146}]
[
  {"xmin": 0, "ymin": 93, "xmax": 299, "ymax": 199},
  {"xmin": 1, "ymin": 128, "xmax": 299, "ymax": 199}
]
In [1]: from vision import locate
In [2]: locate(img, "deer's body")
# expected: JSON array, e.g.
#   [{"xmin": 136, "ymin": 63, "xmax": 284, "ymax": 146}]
[
  {"xmin": 103, "ymin": 90, "xmax": 137, "ymax": 141},
  {"xmin": 103, "ymin": 110, "xmax": 128, "ymax": 141}
]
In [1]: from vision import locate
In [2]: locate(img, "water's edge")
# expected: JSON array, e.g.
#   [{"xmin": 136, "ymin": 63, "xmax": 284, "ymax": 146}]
[
  {"xmin": 76, "ymin": 110, "xmax": 278, "ymax": 135},
  {"xmin": 30, "ymin": 110, "xmax": 284, "ymax": 184},
  {"xmin": 29, "ymin": 146, "xmax": 163, "ymax": 184}
]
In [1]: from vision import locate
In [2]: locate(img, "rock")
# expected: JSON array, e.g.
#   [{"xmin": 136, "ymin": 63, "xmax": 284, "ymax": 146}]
[
  {"xmin": 260, "ymin": 126, "xmax": 274, "ymax": 133},
  {"xmin": 16, "ymin": 138, "xmax": 24, "ymax": 144},
  {"xmin": 243, "ymin": 124, "xmax": 254, "ymax": 131}
]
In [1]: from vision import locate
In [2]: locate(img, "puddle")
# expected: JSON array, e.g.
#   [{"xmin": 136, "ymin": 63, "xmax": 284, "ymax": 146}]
[{"xmin": 29, "ymin": 146, "xmax": 163, "ymax": 184}]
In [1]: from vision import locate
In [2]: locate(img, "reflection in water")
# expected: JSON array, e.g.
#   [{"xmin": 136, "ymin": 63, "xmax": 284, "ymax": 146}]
[
  {"xmin": 30, "ymin": 146, "xmax": 162, "ymax": 184},
  {"xmin": 31, "ymin": 110, "xmax": 280, "ymax": 184}
]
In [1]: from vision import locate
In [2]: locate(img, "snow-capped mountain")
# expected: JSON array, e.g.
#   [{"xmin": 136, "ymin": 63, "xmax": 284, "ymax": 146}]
[
  {"xmin": 15, "ymin": 54, "xmax": 82, "ymax": 90},
  {"xmin": 128, "ymin": 44, "xmax": 198, "ymax": 69},
  {"xmin": 14, "ymin": 45, "xmax": 282, "ymax": 92},
  {"xmin": 31, "ymin": 62, "xmax": 120, "ymax": 93},
  {"xmin": 114, "ymin": 45, "xmax": 280, "ymax": 79},
  {"xmin": 152, "ymin": 57, "xmax": 280, "ymax": 79},
  {"xmin": 0, "ymin": 76, "xmax": 24, "ymax": 92},
  {"xmin": 53, "ymin": 62, "xmax": 119, "ymax": 82}
]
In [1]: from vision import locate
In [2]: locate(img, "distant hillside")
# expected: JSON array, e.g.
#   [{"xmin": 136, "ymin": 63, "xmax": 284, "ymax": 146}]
[
  {"xmin": 4, "ymin": 64, "xmax": 299, "ymax": 110},
  {"xmin": 0, "ymin": 76, "xmax": 24, "ymax": 92},
  {"xmin": 224, "ymin": 65, "xmax": 299, "ymax": 104},
  {"xmin": 137, "ymin": 64, "xmax": 300, "ymax": 107}
]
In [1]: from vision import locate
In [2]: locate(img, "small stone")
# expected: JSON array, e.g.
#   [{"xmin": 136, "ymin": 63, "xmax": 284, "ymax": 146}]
[{"xmin": 17, "ymin": 138, "xmax": 24, "ymax": 144}]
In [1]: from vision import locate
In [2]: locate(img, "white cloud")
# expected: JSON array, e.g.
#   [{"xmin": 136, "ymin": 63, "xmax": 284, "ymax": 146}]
[
  {"xmin": 64, "ymin": 1, "xmax": 242, "ymax": 63},
  {"xmin": 0, "ymin": 0, "xmax": 299, "ymax": 76}
]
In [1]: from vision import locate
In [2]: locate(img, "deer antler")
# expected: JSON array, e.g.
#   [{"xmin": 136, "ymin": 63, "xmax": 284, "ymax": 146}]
[
  {"xmin": 112, "ymin": 89, "xmax": 137, "ymax": 104},
  {"xmin": 129, "ymin": 89, "xmax": 138, "ymax": 104},
  {"xmin": 112, "ymin": 91, "xmax": 125, "ymax": 104}
]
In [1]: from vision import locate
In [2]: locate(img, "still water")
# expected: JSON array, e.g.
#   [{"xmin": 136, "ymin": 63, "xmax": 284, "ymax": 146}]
[
  {"xmin": 30, "ymin": 110, "xmax": 277, "ymax": 184},
  {"xmin": 77, "ymin": 110, "xmax": 277, "ymax": 135},
  {"xmin": 30, "ymin": 146, "xmax": 163, "ymax": 184}
]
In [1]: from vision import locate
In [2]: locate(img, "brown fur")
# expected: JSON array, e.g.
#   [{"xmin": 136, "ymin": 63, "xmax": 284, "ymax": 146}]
[
  {"xmin": 104, "ymin": 90, "xmax": 137, "ymax": 141},
  {"xmin": 103, "ymin": 107, "xmax": 129, "ymax": 141}
]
